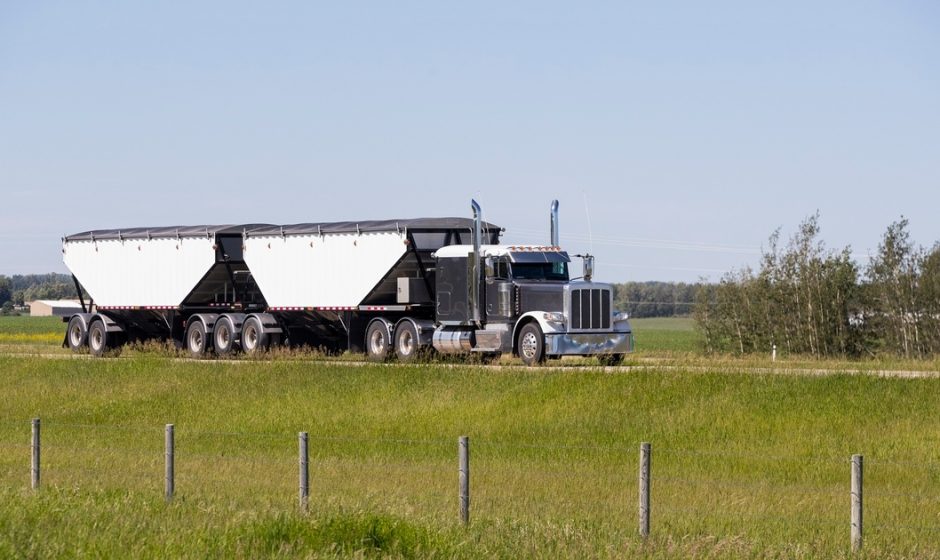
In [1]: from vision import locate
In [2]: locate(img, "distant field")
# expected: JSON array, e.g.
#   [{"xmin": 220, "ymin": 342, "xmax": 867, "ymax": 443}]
[
  {"xmin": 1, "ymin": 352, "xmax": 939, "ymax": 558},
  {"xmin": 629, "ymin": 317, "xmax": 701, "ymax": 353},
  {"xmin": 0, "ymin": 316, "xmax": 63, "ymax": 334},
  {"xmin": 0, "ymin": 316, "xmax": 63, "ymax": 344}
]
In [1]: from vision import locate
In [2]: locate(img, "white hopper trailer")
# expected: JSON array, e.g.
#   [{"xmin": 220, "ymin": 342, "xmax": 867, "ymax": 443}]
[{"xmin": 62, "ymin": 200, "xmax": 633, "ymax": 365}]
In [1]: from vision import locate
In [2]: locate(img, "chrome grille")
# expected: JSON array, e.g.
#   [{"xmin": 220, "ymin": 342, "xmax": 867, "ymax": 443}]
[{"xmin": 569, "ymin": 288, "xmax": 611, "ymax": 330}]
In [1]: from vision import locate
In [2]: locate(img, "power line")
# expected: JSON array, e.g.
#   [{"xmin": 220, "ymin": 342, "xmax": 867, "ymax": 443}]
[
  {"xmin": 512, "ymin": 228, "xmax": 761, "ymax": 255},
  {"xmin": 512, "ymin": 229, "xmax": 879, "ymax": 262}
]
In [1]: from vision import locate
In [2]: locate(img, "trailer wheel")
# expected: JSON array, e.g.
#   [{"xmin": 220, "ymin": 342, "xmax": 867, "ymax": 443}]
[
  {"xmin": 241, "ymin": 317, "xmax": 269, "ymax": 355},
  {"xmin": 394, "ymin": 321, "xmax": 420, "ymax": 362},
  {"xmin": 186, "ymin": 320, "xmax": 210, "ymax": 358},
  {"xmin": 66, "ymin": 316, "xmax": 87, "ymax": 353},
  {"xmin": 366, "ymin": 321, "xmax": 391, "ymax": 362},
  {"xmin": 88, "ymin": 320, "xmax": 109, "ymax": 357},
  {"xmin": 214, "ymin": 317, "xmax": 237, "ymax": 356},
  {"xmin": 517, "ymin": 322, "xmax": 545, "ymax": 366}
]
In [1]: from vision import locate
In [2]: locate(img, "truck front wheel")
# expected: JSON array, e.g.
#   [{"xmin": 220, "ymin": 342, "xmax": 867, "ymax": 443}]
[
  {"xmin": 517, "ymin": 323, "xmax": 545, "ymax": 366},
  {"xmin": 598, "ymin": 354, "xmax": 625, "ymax": 366}
]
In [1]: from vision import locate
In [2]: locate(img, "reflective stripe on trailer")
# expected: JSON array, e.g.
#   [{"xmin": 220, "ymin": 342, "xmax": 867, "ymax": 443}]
[
  {"xmin": 97, "ymin": 305, "xmax": 178, "ymax": 310},
  {"xmin": 266, "ymin": 306, "xmax": 356, "ymax": 311},
  {"xmin": 264, "ymin": 305, "xmax": 411, "ymax": 312}
]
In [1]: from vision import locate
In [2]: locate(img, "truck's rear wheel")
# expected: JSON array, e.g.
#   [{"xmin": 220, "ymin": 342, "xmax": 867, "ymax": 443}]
[
  {"xmin": 241, "ymin": 317, "xmax": 269, "ymax": 355},
  {"xmin": 214, "ymin": 317, "xmax": 237, "ymax": 356},
  {"xmin": 517, "ymin": 323, "xmax": 545, "ymax": 366},
  {"xmin": 186, "ymin": 321, "xmax": 210, "ymax": 358},
  {"xmin": 366, "ymin": 321, "xmax": 391, "ymax": 362},
  {"xmin": 67, "ymin": 316, "xmax": 87, "ymax": 353},
  {"xmin": 394, "ymin": 321, "xmax": 420, "ymax": 362},
  {"xmin": 88, "ymin": 320, "xmax": 109, "ymax": 357}
]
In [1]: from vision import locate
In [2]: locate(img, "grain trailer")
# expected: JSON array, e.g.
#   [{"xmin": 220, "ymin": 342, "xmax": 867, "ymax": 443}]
[{"xmin": 62, "ymin": 201, "xmax": 633, "ymax": 365}]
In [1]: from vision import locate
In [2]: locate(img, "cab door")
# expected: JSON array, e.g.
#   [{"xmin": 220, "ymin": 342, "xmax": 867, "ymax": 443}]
[{"xmin": 484, "ymin": 257, "xmax": 513, "ymax": 322}]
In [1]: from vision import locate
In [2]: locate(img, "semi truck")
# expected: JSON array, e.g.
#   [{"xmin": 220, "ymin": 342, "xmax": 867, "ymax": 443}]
[{"xmin": 61, "ymin": 200, "xmax": 633, "ymax": 365}]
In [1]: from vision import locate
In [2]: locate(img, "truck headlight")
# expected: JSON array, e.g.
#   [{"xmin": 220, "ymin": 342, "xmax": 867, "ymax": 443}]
[
  {"xmin": 614, "ymin": 311, "xmax": 630, "ymax": 322},
  {"xmin": 543, "ymin": 312, "xmax": 565, "ymax": 323}
]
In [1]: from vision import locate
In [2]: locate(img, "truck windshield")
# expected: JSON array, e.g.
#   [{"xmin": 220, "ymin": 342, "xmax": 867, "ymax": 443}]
[{"xmin": 510, "ymin": 262, "xmax": 569, "ymax": 281}]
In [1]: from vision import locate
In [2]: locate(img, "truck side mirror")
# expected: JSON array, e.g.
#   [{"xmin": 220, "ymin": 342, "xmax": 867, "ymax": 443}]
[
  {"xmin": 583, "ymin": 255, "xmax": 594, "ymax": 282},
  {"xmin": 484, "ymin": 256, "xmax": 495, "ymax": 278}
]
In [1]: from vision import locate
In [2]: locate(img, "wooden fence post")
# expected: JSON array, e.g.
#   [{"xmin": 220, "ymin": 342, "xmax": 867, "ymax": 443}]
[
  {"xmin": 299, "ymin": 432, "xmax": 309, "ymax": 513},
  {"xmin": 165, "ymin": 424, "xmax": 174, "ymax": 501},
  {"xmin": 639, "ymin": 442, "xmax": 651, "ymax": 538},
  {"xmin": 459, "ymin": 436, "xmax": 470, "ymax": 525},
  {"xmin": 31, "ymin": 418, "xmax": 40, "ymax": 490},
  {"xmin": 851, "ymin": 454, "xmax": 863, "ymax": 552}
]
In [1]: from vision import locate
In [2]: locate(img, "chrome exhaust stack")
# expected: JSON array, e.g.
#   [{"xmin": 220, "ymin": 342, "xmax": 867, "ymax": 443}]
[
  {"xmin": 470, "ymin": 199, "xmax": 483, "ymax": 327},
  {"xmin": 550, "ymin": 200, "xmax": 559, "ymax": 247}
]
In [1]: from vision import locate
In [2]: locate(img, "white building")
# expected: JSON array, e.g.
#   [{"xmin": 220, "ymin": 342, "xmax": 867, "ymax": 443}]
[{"xmin": 28, "ymin": 300, "xmax": 83, "ymax": 317}]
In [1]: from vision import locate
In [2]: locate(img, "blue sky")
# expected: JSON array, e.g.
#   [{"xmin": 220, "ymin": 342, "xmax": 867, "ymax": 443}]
[{"xmin": 1, "ymin": 1, "xmax": 938, "ymax": 282}]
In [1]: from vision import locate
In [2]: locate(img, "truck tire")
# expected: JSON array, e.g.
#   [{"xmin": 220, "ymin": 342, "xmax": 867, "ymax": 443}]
[
  {"xmin": 366, "ymin": 321, "xmax": 391, "ymax": 362},
  {"xmin": 598, "ymin": 354, "xmax": 625, "ymax": 366},
  {"xmin": 186, "ymin": 320, "xmax": 210, "ymax": 358},
  {"xmin": 241, "ymin": 316, "xmax": 269, "ymax": 355},
  {"xmin": 88, "ymin": 320, "xmax": 109, "ymax": 357},
  {"xmin": 66, "ymin": 316, "xmax": 87, "ymax": 353},
  {"xmin": 517, "ymin": 322, "xmax": 545, "ymax": 366},
  {"xmin": 394, "ymin": 321, "xmax": 420, "ymax": 362},
  {"xmin": 214, "ymin": 316, "xmax": 237, "ymax": 356}
]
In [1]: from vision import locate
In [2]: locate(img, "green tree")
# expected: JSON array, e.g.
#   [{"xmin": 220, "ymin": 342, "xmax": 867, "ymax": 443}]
[
  {"xmin": 917, "ymin": 244, "xmax": 940, "ymax": 353},
  {"xmin": 866, "ymin": 219, "xmax": 922, "ymax": 358},
  {"xmin": 694, "ymin": 214, "xmax": 860, "ymax": 357},
  {"xmin": 0, "ymin": 276, "xmax": 12, "ymax": 306},
  {"xmin": 21, "ymin": 282, "xmax": 74, "ymax": 302}
]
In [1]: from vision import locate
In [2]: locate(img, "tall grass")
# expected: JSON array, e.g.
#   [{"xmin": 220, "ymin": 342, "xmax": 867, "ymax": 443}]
[{"xmin": 1, "ymin": 354, "xmax": 939, "ymax": 557}]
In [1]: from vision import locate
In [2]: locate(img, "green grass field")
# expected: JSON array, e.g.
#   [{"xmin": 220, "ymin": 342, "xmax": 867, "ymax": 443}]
[
  {"xmin": 630, "ymin": 317, "xmax": 701, "ymax": 353},
  {"xmin": 1, "ymin": 316, "xmax": 939, "ymax": 558},
  {"xmin": 0, "ymin": 316, "xmax": 63, "ymax": 344}
]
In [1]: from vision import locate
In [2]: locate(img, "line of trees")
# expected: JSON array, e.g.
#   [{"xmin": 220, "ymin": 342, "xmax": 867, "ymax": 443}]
[
  {"xmin": 864, "ymin": 219, "xmax": 940, "ymax": 358},
  {"xmin": 0, "ymin": 274, "xmax": 75, "ymax": 309},
  {"xmin": 694, "ymin": 215, "xmax": 940, "ymax": 359}
]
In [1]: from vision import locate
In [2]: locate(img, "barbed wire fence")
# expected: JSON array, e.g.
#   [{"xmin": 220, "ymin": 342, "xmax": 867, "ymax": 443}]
[{"xmin": 3, "ymin": 417, "xmax": 940, "ymax": 553}]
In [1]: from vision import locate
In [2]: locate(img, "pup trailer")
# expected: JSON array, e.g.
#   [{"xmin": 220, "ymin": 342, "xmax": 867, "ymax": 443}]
[{"xmin": 61, "ymin": 200, "xmax": 633, "ymax": 365}]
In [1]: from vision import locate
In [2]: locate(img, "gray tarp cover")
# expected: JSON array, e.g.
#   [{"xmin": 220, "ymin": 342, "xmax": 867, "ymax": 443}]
[{"xmin": 64, "ymin": 218, "xmax": 501, "ymax": 242}]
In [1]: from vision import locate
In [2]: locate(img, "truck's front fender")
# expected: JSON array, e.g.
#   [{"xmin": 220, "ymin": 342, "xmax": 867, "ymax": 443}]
[{"xmin": 511, "ymin": 311, "xmax": 567, "ymax": 347}]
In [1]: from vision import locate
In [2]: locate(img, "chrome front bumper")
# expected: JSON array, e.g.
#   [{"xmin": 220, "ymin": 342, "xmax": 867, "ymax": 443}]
[{"xmin": 545, "ymin": 331, "xmax": 634, "ymax": 356}]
